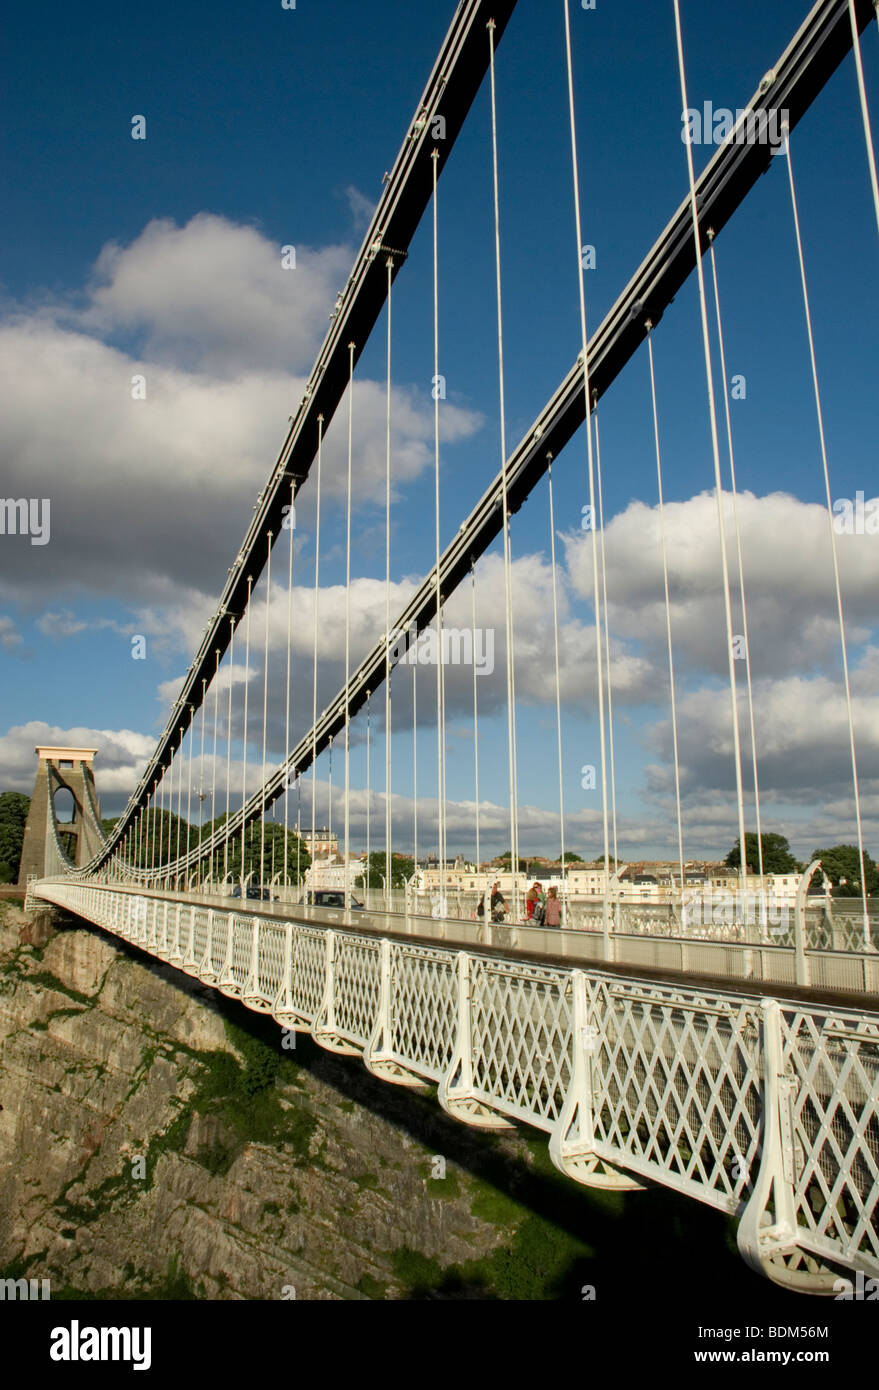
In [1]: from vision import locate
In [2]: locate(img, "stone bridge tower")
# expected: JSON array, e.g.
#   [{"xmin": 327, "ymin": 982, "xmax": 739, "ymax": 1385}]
[{"xmin": 17, "ymin": 746, "xmax": 104, "ymax": 885}]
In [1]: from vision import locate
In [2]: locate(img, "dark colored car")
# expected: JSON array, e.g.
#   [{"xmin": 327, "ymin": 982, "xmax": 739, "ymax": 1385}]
[
  {"xmin": 304, "ymin": 890, "xmax": 364, "ymax": 910},
  {"xmin": 231, "ymin": 885, "xmax": 276, "ymax": 901}
]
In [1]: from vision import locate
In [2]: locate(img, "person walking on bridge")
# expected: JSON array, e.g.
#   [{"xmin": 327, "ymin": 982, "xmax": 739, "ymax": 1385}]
[
  {"xmin": 544, "ymin": 885, "xmax": 561, "ymax": 928},
  {"xmin": 527, "ymin": 882, "xmax": 546, "ymax": 924}
]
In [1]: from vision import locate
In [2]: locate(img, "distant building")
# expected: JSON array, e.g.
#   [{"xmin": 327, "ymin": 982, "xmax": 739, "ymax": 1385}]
[
  {"xmin": 565, "ymin": 866, "xmax": 616, "ymax": 895},
  {"xmin": 300, "ymin": 826, "xmax": 338, "ymax": 858}
]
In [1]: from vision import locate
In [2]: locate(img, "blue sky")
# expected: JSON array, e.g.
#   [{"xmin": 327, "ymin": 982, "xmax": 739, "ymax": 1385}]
[{"xmin": 2, "ymin": 0, "xmax": 878, "ymax": 865}]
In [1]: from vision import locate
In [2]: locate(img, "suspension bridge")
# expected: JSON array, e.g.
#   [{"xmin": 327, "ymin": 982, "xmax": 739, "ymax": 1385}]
[{"xmin": 23, "ymin": 0, "xmax": 879, "ymax": 1296}]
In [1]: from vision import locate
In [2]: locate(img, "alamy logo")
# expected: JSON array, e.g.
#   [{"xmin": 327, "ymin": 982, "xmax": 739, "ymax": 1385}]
[
  {"xmin": 681, "ymin": 102, "xmax": 788, "ymax": 151},
  {"xmin": 832, "ymin": 492, "xmax": 879, "ymax": 534},
  {"xmin": 681, "ymin": 886, "xmax": 789, "ymax": 931},
  {"xmin": 0, "ymin": 1276, "xmax": 51, "ymax": 1300},
  {"xmin": 386, "ymin": 624, "xmax": 494, "ymax": 675},
  {"xmin": 0, "ymin": 498, "xmax": 50, "ymax": 545},
  {"xmin": 833, "ymin": 1270, "xmax": 879, "ymax": 1300},
  {"xmin": 49, "ymin": 1320, "xmax": 152, "ymax": 1371}
]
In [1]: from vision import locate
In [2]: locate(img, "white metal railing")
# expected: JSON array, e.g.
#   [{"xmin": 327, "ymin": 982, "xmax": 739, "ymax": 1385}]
[
  {"xmin": 29, "ymin": 875, "xmax": 879, "ymax": 1296},
  {"xmin": 107, "ymin": 875, "xmax": 877, "ymax": 961},
  {"xmin": 29, "ymin": 877, "xmax": 879, "ymax": 994}
]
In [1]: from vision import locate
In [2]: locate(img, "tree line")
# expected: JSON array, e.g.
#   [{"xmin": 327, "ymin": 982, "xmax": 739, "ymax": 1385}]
[
  {"xmin": 1, "ymin": 793, "xmax": 875, "ymax": 896},
  {"xmin": 0, "ymin": 794, "xmax": 310, "ymax": 884}
]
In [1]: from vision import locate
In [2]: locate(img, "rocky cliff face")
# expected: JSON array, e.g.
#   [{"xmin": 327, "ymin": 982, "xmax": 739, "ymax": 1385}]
[
  {"xmin": 0, "ymin": 902, "xmax": 585, "ymax": 1300},
  {"xmin": 0, "ymin": 901, "xmax": 771, "ymax": 1303}
]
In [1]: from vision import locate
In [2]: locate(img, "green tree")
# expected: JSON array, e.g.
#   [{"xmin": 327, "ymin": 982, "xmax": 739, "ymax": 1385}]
[
  {"xmin": 110, "ymin": 810, "xmax": 310, "ymax": 882},
  {"xmin": 0, "ymin": 791, "xmax": 29, "ymax": 882},
  {"xmin": 216, "ymin": 819, "xmax": 311, "ymax": 884},
  {"xmin": 560, "ymin": 851, "xmax": 585, "ymax": 864},
  {"xmin": 810, "ymin": 844, "xmax": 879, "ymax": 897},
  {"xmin": 354, "ymin": 851, "xmax": 414, "ymax": 890},
  {"xmin": 114, "ymin": 809, "xmax": 194, "ymax": 868},
  {"xmin": 725, "ymin": 832, "xmax": 801, "ymax": 874}
]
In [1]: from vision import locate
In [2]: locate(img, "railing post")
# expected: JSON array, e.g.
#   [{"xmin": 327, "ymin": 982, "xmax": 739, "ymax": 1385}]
[
  {"xmin": 549, "ymin": 970, "xmax": 593, "ymax": 1164},
  {"xmin": 244, "ymin": 917, "xmax": 260, "ymax": 1000},
  {"xmin": 218, "ymin": 912, "xmax": 236, "ymax": 991},
  {"xmin": 793, "ymin": 869, "xmax": 812, "ymax": 986},
  {"xmin": 199, "ymin": 909, "xmax": 214, "ymax": 979},
  {"xmin": 313, "ymin": 929, "xmax": 360, "ymax": 1054},
  {"xmin": 367, "ymin": 937, "xmax": 393, "ymax": 1059},
  {"xmin": 180, "ymin": 902, "xmax": 194, "ymax": 969},
  {"xmin": 737, "ymin": 999, "xmax": 802, "ymax": 1278},
  {"xmin": 166, "ymin": 901, "xmax": 179, "ymax": 962},
  {"xmin": 364, "ymin": 938, "xmax": 424, "ymax": 1085},
  {"xmin": 549, "ymin": 972, "xmax": 643, "ymax": 1189},
  {"xmin": 273, "ymin": 921, "xmax": 296, "ymax": 1021},
  {"xmin": 439, "ymin": 952, "xmax": 474, "ymax": 1111},
  {"xmin": 321, "ymin": 930, "xmax": 337, "ymax": 1033},
  {"xmin": 601, "ymin": 894, "xmax": 612, "ymax": 962},
  {"xmin": 438, "ymin": 952, "xmax": 514, "ymax": 1128}
]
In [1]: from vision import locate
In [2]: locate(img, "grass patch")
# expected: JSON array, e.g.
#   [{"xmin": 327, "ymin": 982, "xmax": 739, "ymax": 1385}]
[
  {"xmin": 391, "ymin": 1214, "xmax": 595, "ymax": 1301},
  {"xmin": 356, "ymin": 1273, "xmax": 387, "ymax": 1300},
  {"xmin": 44, "ymin": 1006, "xmax": 90, "ymax": 1025},
  {"xmin": 390, "ymin": 1248, "xmax": 443, "ymax": 1295},
  {"xmin": 165, "ymin": 1021, "xmax": 316, "ymax": 1176},
  {"xmin": 352, "ymin": 1172, "xmax": 382, "ymax": 1192},
  {"xmin": 193, "ymin": 1139, "xmax": 236, "ymax": 1176},
  {"xmin": 0, "ymin": 1250, "xmax": 48, "ymax": 1280},
  {"xmin": 28, "ymin": 972, "xmax": 94, "ymax": 1006},
  {"xmin": 427, "ymin": 1170, "xmax": 461, "ymax": 1199},
  {"xmin": 469, "ymin": 1178, "xmax": 526, "ymax": 1228}
]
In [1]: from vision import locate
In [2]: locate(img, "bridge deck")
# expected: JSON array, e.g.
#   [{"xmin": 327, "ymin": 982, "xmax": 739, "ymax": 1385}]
[{"xmin": 66, "ymin": 883, "xmax": 879, "ymax": 1003}]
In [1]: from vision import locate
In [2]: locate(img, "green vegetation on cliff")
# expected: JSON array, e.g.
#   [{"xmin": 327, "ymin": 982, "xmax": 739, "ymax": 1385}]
[{"xmin": 0, "ymin": 791, "xmax": 29, "ymax": 882}]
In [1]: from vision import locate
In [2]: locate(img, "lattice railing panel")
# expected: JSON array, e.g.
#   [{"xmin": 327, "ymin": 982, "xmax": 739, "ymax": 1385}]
[
  {"xmin": 590, "ymin": 982, "xmax": 762, "ymax": 1208},
  {"xmin": 190, "ymin": 909, "xmax": 209, "ymax": 968},
  {"xmin": 230, "ymin": 915, "xmax": 252, "ymax": 990},
  {"xmin": 780, "ymin": 1009, "xmax": 879, "ymax": 1273},
  {"xmin": 333, "ymin": 935, "xmax": 381, "ymax": 1046},
  {"xmin": 148, "ymin": 899, "xmax": 164, "ymax": 955},
  {"xmin": 469, "ymin": 959, "xmax": 573, "ymax": 1127},
  {"xmin": 291, "ymin": 927, "xmax": 327, "ymax": 1021},
  {"xmin": 256, "ymin": 923, "xmax": 287, "ymax": 1003},
  {"xmin": 389, "ymin": 944, "xmax": 457, "ymax": 1079},
  {"xmin": 208, "ymin": 912, "xmax": 231, "ymax": 979}
]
